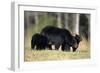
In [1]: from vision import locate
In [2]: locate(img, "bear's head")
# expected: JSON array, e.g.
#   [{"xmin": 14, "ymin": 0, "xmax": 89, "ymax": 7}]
[{"xmin": 72, "ymin": 34, "xmax": 82, "ymax": 52}]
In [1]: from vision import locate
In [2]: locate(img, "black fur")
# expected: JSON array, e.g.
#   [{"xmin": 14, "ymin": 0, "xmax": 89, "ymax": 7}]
[
  {"xmin": 41, "ymin": 26, "xmax": 80, "ymax": 52},
  {"xmin": 31, "ymin": 33, "xmax": 51, "ymax": 50}
]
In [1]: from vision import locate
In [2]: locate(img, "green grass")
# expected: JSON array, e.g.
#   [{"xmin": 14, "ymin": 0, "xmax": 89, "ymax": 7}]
[{"xmin": 24, "ymin": 48, "xmax": 90, "ymax": 62}]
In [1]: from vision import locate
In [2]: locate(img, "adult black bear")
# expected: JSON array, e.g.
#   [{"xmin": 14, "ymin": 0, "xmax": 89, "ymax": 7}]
[
  {"xmin": 31, "ymin": 33, "xmax": 51, "ymax": 50},
  {"xmin": 41, "ymin": 26, "xmax": 64, "ymax": 50},
  {"xmin": 41, "ymin": 26, "xmax": 81, "ymax": 52}
]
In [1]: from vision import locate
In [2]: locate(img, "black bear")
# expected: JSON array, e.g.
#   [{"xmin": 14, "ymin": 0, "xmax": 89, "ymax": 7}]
[
  {"xmin": 41, "ymin": 26, "xmax": 81, "ymax": 52},
  {"xmin": 31, "ymin": 33, "xmax": 51, "ymax": 50},
  {"xmin": 41, "ymin": 26, "xmax": 64, "ymax": 50}
]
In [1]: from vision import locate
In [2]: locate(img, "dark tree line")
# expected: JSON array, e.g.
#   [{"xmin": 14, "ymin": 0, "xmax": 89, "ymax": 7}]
[{"xmin": 79, "ymin": 14, "xmax": 90, "ymax": 40}]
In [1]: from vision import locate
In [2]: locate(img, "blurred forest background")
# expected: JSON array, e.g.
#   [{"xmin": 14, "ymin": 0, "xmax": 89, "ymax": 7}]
[{"xmin": 24, "ymin": 11, "xmax": 90, "ymax": 61}]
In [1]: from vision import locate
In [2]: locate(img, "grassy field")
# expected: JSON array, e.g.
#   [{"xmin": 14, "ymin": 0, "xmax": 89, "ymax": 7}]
[{"xmin": 24, "ymin": 48, "xmax": 90, "ymax": 62}]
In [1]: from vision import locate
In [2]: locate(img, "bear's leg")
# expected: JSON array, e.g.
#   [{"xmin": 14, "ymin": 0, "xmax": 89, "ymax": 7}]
[
  {"xmin": 47, "ymin": 44, "xmax": 52, "ymax": 50},
  {"xmin": 31, "ymin": 43, "xmax": 35, "ymax": 50},
  {"xmin": 72, "ymin": 47, "xmax": 77, "ymax": 52},
  {"xmin": 62, "ymin": 44, "xmax": 65, "ymax": 51},
  {"xmin": 55, "ymin": 44, "xmax": 60, "ymax": 50}
]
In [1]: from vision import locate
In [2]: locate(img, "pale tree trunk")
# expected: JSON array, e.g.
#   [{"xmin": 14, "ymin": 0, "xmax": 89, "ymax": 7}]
[
  {"xmin": 34, "ymin": 12, "xmax": 39, "ymax": 32},
  {"xmin": 57, "ymin": 13, "xmax": 62, "ymax": 28},
  {"xmin": 34, "ymin": 12, "xmax": 38, "ymax": 25},
  {"xmin": 64, "ymin": 13, "xmax": 69, "ymax": 29},
  {"xmin": 25, "ymin": 12, "xmax": 30, "ymax": 29},
  {"xmin": 72, "ymin": 13, "xmax": 80, "ymax": 35}
]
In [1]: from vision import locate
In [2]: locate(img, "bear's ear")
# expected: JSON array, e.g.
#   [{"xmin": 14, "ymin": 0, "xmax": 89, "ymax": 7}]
[{"xmin": 75, "ymin": 34, "xmax": 82, "ymax": 41}]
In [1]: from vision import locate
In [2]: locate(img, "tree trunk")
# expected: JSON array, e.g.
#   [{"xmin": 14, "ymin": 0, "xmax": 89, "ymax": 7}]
[
  {"xmin": 72, "ymin": 13, "xmax": 80, "ymax": 35},
  {"xmin": 57, "ymin": 13, "xmax": 62, "ymax": 28},
  {"xmin": 25, "ymin": 12, "xmax": 30, "ymax": 29},
  {"xmin": 34, "ymin": 12, "xmax": 39, "ymax": 32},
  {"xmin": 64, "ymin": 13, "xmax": 69, "ymax": 29},
  {"xmin": 34, "ymin": 12, "xmax": 38, "ymax": 25}
]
